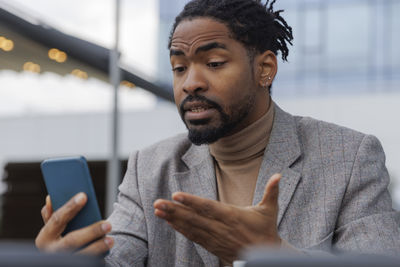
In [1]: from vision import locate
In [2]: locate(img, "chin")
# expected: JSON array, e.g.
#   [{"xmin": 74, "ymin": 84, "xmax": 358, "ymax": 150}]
[
  {"xmin": 188, "ymin": 130, "xmax": 220, "ymax": 145},
  {"xmin": 187, "ymin": 123, "xmax": 233, "ymax": 145}
]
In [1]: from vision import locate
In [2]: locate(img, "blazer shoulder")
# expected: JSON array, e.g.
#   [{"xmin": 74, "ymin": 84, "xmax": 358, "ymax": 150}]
[
  {"xmin": 142, "ymin": 132, "xmax": 190, "ymax": 152},
  {"xmin": 135, "ymin": 132, "xmax": 192, "ymax": 173},
  {"xmin": 296, "ymin": 115, "xmax": 366, "ymax": 138},
  {"xmin": 294, "ymin": 115, "xmax": 369, "ymax": 153}
]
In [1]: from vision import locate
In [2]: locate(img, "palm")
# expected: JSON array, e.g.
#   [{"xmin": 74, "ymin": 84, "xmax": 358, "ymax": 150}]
[{"xmin": 153, "ymin": 173, "xmax": 282, "ymax": 263}]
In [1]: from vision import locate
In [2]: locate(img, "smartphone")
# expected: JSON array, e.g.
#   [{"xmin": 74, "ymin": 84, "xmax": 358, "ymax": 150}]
[{"xmin": 41, "ymin": 156, "xmax": 102, "ymax": 234}]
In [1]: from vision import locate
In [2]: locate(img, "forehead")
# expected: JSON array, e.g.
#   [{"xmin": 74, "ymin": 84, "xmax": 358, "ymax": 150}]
[{"xmin": 171, "ymin": 18, "xmax": 232, "ymax": 51}]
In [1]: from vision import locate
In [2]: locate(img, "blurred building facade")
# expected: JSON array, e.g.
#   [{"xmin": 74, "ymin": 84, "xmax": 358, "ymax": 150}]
[{"xmin": 157, "ymin": 0, "xmax": 400, "ymax": 97}]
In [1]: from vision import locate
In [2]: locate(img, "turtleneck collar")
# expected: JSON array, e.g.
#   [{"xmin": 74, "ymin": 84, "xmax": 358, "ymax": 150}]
[{"xmin": 209, "ymin": 100, "xmax": 275, "ymax": 163}]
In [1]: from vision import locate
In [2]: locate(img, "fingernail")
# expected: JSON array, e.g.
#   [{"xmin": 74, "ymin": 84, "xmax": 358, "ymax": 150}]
[
  {"xmin": 159, "ymin": 204, "xmax": 167, "ymax": 211},
  {"xmin": 102, "ymin": 222, "xmax": 111, "ymax": 232},
  {"xmin": 104, "ymin": 237, "xmax": 113, "ymax": 248},
  {"xmin": 155, "ymin": 209, "xmax": 167, "ymax": 218},
  {"xmin": 174, "ymin": 195, "xmax": 184, "ymax": 203},
  {"xmin": 74, "ymin": 193, "xmax": 85, "ymax": 204}
]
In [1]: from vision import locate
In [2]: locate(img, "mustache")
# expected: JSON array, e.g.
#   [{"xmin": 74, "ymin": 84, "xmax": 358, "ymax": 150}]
[{"xmin": 179, "ymin": 95, "xmax": 223, "ymax": 115}]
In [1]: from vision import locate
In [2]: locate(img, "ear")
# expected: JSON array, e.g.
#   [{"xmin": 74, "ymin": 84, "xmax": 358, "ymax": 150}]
[{"xmin": 255, "ymin": 50, "xmax": 278, "ymax": 89}]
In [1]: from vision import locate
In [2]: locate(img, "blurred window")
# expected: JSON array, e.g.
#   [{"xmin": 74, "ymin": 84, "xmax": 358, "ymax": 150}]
[
  {"xmin": 277, "ymin": 8, "xmax": 299, "ymax": 78},
  {"xmin": 325, "ymin": 2, "xmax": 371, "ymax": 77},
  {"xmin": 391, "ymin": 1, "xmax": 400, "ymax": 73},
  {"xmin": 301, "ymin": 4, "xmax": 324, "ymax": 74}
]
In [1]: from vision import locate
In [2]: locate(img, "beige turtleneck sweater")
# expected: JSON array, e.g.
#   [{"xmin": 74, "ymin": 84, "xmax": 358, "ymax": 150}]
[
  {"xmin": 210, "ymin": 101, "xmax": 275, "ymax": 207},
  {"xmin": 210, "ymin": 101, "xmax": 274, "ymax": 267},
  {"xmin": 209, "ymin": 101, "xmax": 298, "ymax": 266}
]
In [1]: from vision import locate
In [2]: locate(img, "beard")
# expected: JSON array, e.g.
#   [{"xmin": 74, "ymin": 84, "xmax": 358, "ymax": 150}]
[{"xmin": 179, "ymin": 94, "xmax": 255, "ymax": 145}]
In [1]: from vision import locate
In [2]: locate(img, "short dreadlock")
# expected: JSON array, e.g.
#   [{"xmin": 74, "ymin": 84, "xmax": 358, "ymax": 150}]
[{"xmin": 168, "ymin": 0, "xmax": 293, "ymax": 62}]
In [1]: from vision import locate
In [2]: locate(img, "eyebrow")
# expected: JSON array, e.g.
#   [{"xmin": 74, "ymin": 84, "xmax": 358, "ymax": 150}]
[{"xmin": 170, "ymin": 42, "xmax": 227, "ymax": 57}]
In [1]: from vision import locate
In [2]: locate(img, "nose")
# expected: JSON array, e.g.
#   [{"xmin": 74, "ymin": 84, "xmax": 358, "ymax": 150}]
[{"xmin": 182, "ymin": 66, "xmax": 207, "ymax": 95}]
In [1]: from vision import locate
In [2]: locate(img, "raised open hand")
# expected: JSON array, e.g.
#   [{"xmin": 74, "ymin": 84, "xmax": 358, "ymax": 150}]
[{"xmin": 154, "ymin": 173, "xmax": 282, "ymax": 263}]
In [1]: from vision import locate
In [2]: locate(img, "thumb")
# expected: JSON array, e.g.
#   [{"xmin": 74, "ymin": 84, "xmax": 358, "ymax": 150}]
[{"xmin": 258, "ymin": 173, "xmax": 281, "ymax": 209}]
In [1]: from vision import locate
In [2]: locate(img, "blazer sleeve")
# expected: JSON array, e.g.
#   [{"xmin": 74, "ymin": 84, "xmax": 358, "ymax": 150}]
[
  {"xmin": 105, "ymin": 151, "xmax": 148, "ymax": 266},
  {"xmin": 333, "ymin": 134, "xmax": 400, "ymax": 255}
]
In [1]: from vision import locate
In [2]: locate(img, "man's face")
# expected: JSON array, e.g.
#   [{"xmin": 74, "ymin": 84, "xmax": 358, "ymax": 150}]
[{"xmin": 170, "ymin": 18, "xmax": 267, "ymax": 145}]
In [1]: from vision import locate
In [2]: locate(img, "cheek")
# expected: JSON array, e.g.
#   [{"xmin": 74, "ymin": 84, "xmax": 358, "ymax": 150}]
[
  {"xmin": 212, "ymin": 69, "xmax": 253, "ymax": 103},
  {"xmin": 173, "ymin": 91, "xmax": 183, "ymax": 113},
  {"xmin": 173, "ymin": 78, "xmax": 184, "ymax": 109}
]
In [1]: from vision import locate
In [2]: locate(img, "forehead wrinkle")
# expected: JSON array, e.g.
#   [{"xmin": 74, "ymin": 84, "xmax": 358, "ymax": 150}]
[{"xmin": 171, "ymin": 33, "xmax": 231, "ymax": 55}]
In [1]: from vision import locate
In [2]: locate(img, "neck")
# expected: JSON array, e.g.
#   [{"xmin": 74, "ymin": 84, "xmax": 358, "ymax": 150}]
[{"xmin": 209, "ymin": 100, "xmax": 275, "ymax": 163}]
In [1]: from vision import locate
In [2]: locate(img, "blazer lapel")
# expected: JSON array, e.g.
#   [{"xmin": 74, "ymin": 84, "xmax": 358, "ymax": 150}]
[
  {"xmin": 252, "ymin": 104, "xmax": 302, "ymax": 226},
  {"xmin": 172, "ymin": 144, "xmax": 219, "ymax": 267},
  {"xmin": 173, "ymin": 144, "xmax": 217, "ymax": 199}
]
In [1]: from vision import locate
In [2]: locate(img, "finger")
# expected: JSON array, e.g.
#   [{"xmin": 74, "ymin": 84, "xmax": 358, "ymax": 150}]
[
  {"xmin": 41, "ymin": 205, "xmax": 48, "ymax": 224},
  {"xmin": 154, "ymin": 199, "xmax": 192, "ymax": 219},
  {"xmin": 57, "ymin": 221, "xmax": 112, "ymax": 251},
  {"xmin": 258, "ymin": 173, "xmax": 281, "ymax": 208},
  {"xmin": 155, "ymin": 201, "xmax": 222, "ymax": 245},
  {"xmin": 77, "ymin": 236, "xmax": 114, "ymax": 256},
  {"xmin": 43, "ymin": 192, "xmax": 87, "ymax": 238},
  {"xmin": 169, "ymin": 193, "xmax": 232, "ymax": 220},
  {"xmin": 154, "ymin": 200, "xmax": 224, "ymax": 235},
  {"xmin": 167, "ymin": 218, "xmax": 218, "ymax": 247},
  {"xmin": 46, "ymin": 195, "xmax": 53, "ymax": 214},
  {"xmin": 41, "ymin": 195, "xmax": 53, "ymax": 224}
]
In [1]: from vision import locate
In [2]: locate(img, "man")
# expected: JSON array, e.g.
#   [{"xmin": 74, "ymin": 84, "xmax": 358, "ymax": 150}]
[{"xmin": 35, "ymin": 0, "xmax": 400, "ymax": 266}]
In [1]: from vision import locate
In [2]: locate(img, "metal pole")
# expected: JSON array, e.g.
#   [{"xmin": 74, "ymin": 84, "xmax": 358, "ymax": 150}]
[{"xmin": 106, "ymin": 0, "xmax": 121, "ymax": 217}]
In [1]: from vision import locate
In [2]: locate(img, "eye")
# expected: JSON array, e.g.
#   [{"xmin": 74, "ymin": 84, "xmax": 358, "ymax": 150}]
[
  {"xmin": 172, "ymin": 66, "xmax": 186, "ymax": 73},
  {"xmin": 207, "ymin": 61, "xmax": 226, "ymax": 68}
]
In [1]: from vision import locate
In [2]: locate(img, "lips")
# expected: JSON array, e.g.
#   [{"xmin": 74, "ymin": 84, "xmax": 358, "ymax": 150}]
[
  {"xmin": 183, "ymin": 101, "xmax": 213, "ymax": 112},
  {"xmin": 190, "ymin": 107, "xmax": 207, "ymax": 113},
  {"xmin": 183, "ymin": 101, "xmax": 216, "ymax": 122}
]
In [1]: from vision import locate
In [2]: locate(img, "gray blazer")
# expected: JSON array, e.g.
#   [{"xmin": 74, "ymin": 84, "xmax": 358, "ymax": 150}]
[{"xmin": 106, "ymin": 105, "xmax": 400, "ymax": 266}]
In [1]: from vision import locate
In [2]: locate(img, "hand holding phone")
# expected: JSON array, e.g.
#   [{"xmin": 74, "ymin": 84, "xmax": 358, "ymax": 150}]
[
  {"xmin": 35, "ymin": 156, "xmax": 113, "ymax": 255},
  {"xmin": 41, "ymin": 156, "xmax": 102, "ymax": 234}
]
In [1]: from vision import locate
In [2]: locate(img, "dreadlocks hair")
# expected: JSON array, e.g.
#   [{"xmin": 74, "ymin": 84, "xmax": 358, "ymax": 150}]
[{"xmin": 168, "ymin": 0, "xmax": 293, "ymax": 62}]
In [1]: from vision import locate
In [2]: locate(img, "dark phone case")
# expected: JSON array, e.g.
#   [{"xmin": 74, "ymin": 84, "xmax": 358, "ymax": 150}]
[{"xmin": 41, "ymin": 156, "xmax": 102, "ymax": 234}]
